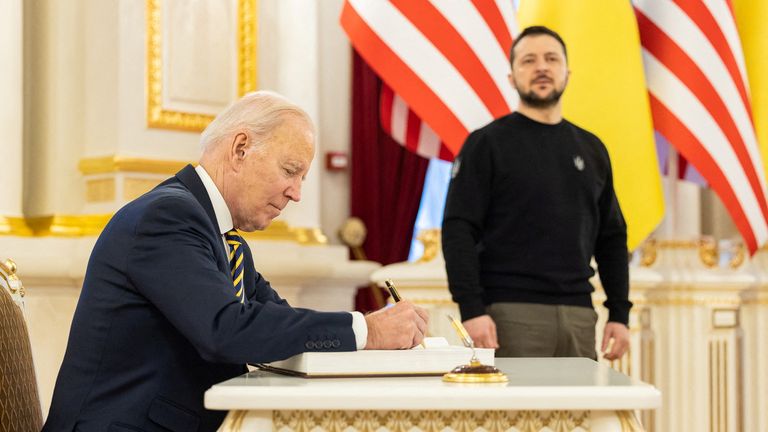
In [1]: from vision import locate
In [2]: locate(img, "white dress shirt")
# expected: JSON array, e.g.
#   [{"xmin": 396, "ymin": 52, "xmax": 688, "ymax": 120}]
[{"xmin": 194, "ymin": 165, "xmax": 368, "ymax": 349}]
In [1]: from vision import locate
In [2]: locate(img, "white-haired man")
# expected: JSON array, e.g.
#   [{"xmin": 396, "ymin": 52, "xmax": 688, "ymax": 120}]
[{"xmin": 44, "ymin": 91, "xmax": 428, "ymax": 432}]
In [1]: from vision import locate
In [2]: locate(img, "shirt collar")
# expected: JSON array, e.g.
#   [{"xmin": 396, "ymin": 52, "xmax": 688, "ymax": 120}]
[{"xmin": 194, "ymin": 165, "xmax": 234, "ymax": 235}]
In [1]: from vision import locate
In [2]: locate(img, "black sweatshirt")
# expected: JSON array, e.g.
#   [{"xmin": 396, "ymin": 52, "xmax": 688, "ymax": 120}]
[{"xmin": 442, "ymin": 112, "xmax": 631, "ymax": 325}]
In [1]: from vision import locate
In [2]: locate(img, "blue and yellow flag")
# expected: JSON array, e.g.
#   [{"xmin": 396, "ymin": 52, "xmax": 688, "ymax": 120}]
[{"xmin": 518, "ymin": 0, "xmax": 665, "ymax": 250}]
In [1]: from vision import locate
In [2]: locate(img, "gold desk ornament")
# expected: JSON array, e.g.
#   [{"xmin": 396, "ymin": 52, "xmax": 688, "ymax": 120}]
[{"xmin": 442, "ymin": 315, "xmax": 508, "ymax": 384}]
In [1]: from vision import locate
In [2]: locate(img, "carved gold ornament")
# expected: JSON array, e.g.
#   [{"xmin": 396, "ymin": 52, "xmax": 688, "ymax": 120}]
[
  {"xmin": 416, "ymin": 228, "xmax": 441, "ymax": 263},
  {"xmin": 271, "ymin": 410, "xmax": 591, "ymax": 432},
  {"xmin": 0, "ymin": 258, "xmax": 24, "ymax": 297},
  {"xmin": 698, "ymin": 238, "xmax": 718, "ymax": 268},
  {"xmin": 639, "ymin": 238, "xmax": 657, "ymax": 267},
  {"xmin": 338, "ymin": 217, "xmax": 367, "ymax": 249}
]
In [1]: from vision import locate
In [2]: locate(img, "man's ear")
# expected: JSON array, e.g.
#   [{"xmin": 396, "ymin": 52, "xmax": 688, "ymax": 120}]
[
  {"xmin": 230, "ymin": 132, "xmax": 249, "ymax": 172},
  {"xmin": 508, "ymin": 72, "xmax": 518, "ymax": 91}
]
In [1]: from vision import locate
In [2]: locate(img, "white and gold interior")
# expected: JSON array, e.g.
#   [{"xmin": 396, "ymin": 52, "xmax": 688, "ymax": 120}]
[
  {"xmin": 1, "ymin": 1, "xmax": 765, "ymax": 431},
  {"xmin": 372, "ymin": 235, "xmax": 768, "ymax": 432},
  {"xmin": 1, "ymin": 0, "xmax": 375, "ymax": 419}
]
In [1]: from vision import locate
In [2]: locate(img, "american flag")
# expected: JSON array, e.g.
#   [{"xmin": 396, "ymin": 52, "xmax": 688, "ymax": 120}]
[
  {"xmin": 635, "ymin": 0, "xmax": 768, "ymax": 253},
  {"xmin": 379, "ymin": 83, "xmax": 454, "ymax": 161},
  {"xmin": 341, "ymin": 0, "xmax": 519, "ymax": 159}
]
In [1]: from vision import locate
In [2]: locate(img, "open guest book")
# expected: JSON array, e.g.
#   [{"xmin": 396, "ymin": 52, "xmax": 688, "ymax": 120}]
[{"xmin": 255, "ymin": 337, "xmax": 495, "ymax": 378}]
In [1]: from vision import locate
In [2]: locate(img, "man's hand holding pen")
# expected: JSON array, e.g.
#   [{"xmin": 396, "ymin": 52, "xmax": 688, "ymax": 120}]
[{"xmin": 364, "ymin": 301, "xmax": 429, "ymax": 350}]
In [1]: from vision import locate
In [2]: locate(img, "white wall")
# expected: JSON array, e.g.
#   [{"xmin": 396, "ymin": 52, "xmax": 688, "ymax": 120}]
[
  {"xmin": 0, "ymin": 0, "xmax": 24, "ymax": 216},
  {"xmin": 317, "ymin": 0, "xmax": 353, "ymax": 243}
]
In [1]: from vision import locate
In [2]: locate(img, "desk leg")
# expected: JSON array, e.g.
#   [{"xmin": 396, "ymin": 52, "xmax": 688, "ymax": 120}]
[
  {"xmin": 218, "ymin": 410, "xmax": 273, "ymax": 432},
  {"xmin": 591, "ymin": 410, "xmax": 645, "ymax": 432}
]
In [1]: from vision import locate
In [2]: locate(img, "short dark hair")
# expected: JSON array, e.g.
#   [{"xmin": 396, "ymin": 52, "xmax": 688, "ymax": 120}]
[{"xmin": 509, "ymin": 25, "xmax": 568, "ymax": 66}]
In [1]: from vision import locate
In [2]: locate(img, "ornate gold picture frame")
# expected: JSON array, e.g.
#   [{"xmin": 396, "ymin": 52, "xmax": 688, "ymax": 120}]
[{"xmin": 146, "ymin": 0, "xmax": 258, "ymax": 131}]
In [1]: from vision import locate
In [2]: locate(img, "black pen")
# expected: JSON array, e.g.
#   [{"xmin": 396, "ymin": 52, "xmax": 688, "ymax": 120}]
[
  {"xmin": 385, "ymin": 279, "xmax": 424, "ymax": 348},
  {"xmin": 384, "ymin": 279, "xmax": 401, "ymax": 302}
]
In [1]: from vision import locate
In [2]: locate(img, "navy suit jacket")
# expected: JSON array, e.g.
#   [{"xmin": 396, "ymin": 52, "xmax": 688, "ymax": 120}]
[{"xmin": 43, "ymin": 165, "xmax": 357, "ymax": 432}]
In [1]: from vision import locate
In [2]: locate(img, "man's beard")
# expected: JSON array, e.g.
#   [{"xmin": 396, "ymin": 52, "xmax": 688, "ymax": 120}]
[{"xmin": 517, "ymin": 85, "xmax": 564, "ymax": 109}]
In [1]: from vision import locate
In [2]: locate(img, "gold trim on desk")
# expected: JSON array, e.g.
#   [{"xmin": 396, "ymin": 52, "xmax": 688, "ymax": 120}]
[
  {"xmin": 146, "ymin": 0, "xmax": 258, "ymax": 131},
  {"xmin": 617, "ymin": 410, "xmax": 645, "ymax": 432},
  {"xmin": 78, "ymin": 156, "xmax": 193, "ymax": 175},
  {"xmin": 219, "ymin": 410, "xmax": 248, "ymax": 432},
  {"xmin": 271, "ymin": 410, "xmax": 591, "ymax": 432}
]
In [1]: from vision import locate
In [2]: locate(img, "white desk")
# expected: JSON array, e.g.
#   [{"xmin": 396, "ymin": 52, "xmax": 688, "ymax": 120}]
[{"xmin": 206, "ymin": 358, "xmax": 661, "ymax": 432}]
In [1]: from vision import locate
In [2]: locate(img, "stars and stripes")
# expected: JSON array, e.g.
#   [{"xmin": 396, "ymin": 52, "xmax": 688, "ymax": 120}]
[
  {"xmin": 635, "ymin": 0, "xmax": 768, "ymax": 253},
  {"xmin": 341, "ymin": 0, "xmax": 518, "ymax": 159},
  {"xmin": 379, "ymin": 83, "xmax": 454, "ymax": 161}
]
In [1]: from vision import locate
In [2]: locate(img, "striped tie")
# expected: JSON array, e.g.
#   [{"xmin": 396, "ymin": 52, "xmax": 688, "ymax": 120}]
[{"xmin": 225, "ymin": 230, "xmax": 245, "ymax": 303}]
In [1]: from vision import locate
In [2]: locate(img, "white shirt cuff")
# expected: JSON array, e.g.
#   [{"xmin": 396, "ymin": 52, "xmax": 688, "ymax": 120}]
[{"xmin": 350, "ymin": 311, "xmax": 367, "ymax": 349}]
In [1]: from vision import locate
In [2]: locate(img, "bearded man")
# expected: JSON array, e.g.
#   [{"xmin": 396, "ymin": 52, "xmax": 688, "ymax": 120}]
[{"xmin": 442, "ymin": 26, "xmax": 630, "ymax": 361}]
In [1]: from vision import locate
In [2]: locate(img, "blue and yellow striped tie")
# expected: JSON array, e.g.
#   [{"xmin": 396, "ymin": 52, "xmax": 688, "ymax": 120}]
[{"xmin": 225, "ymin": 230, "xmax": 245, "ymax": 303}]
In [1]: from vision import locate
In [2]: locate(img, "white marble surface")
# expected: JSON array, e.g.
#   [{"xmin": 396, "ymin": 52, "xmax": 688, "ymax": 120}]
[{"xmin": 205, "ymin": 358, "xmax": 661, "ymax": 411}]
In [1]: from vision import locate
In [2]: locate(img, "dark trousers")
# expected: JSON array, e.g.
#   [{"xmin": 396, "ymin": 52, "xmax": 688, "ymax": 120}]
[{"xmin": 488, "ymin": 302, "xmax": 598, "ymax": 360}]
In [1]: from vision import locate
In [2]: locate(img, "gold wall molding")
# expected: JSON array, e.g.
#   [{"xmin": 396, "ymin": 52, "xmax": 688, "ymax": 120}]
[
  {"xmin": 242, "ymin": 221, "xmax": 327, "ymax": 245},
  {"xmin": 2, "ymin": 215, "xmax": 112, "ymax": 237},
  {"xmin": 237, "ymin": 0, "xmax": 257, "ymax": 96},
  {"xmin": 78, "ymin": 156, "xmax": 192, "ymax": 176},
  {"xmin": 124, "ymin": 178, "xmax": 163, "ymax": 201},
  {"xmin": 0, "ymin": 214, "xmax": 325, "ymax": 244},
  {"xmin": 638, "ymin": 237, "xmax": 747, "ymax": 269},
  {"xmin": 741, "ymin": 297, "xmax": 768, "ymax": 305},
  {"xmin": 0, "ymin": 215, "xmax": 114, "ymax": 237},
  {"xmin": 0, "ymin": 216, "xmax": 33, "ymax": 236},
  {"xmin": 408, "ymin": 298, "xmax": 456, "ymax": 306},
  {"xmin": 85, "ymin": 178, "xmax": 116, "ymax": 203},
  {"xmin": 146, "ymin": 0, "xmax": 258, "ymax": 131},
  {"xmin": 269, "ymin": 409, "xmax": 592, "ymax": 432},
  {"xmin": 643, "ymin": 296, "xmax": 742, "ymax": 307}
]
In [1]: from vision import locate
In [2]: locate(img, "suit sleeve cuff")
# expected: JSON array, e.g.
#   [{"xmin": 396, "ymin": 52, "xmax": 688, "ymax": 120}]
[{"xmin": 350, "ymin": 311, "xmax": 367, "ymax": 349}]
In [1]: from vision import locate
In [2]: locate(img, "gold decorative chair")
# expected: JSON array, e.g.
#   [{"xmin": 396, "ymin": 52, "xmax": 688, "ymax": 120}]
[{"xmin": 0, "ymin": 258, "xmax": 43, "ymax": 432}]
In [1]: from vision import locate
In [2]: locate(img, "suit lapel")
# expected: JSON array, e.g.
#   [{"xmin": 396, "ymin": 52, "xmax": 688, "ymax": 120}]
[{"xmin": 175, "ymin": 165, "xmax": 230, "ymax": 271}]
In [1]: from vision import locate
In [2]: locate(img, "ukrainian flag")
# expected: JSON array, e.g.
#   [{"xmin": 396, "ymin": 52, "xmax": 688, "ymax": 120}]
[
  {"xmin": 733, "ymin": 0, "xmax": 768, "ymax": 186},
  {"xmin": 518, "ymin": 0, "xmax": 665, "ymax": 250}
]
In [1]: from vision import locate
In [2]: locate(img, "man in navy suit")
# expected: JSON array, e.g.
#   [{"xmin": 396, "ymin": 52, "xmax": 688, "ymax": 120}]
[{"xmin": 43, "ymin": 91, "xmax": 429, "ymax": 432}]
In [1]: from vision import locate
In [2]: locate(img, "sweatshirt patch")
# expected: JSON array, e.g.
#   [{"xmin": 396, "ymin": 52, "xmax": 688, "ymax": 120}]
[
  {"xmin": 451, "ymin": 157, "xmax": 462, "ymax": 178},
  {"xmin": 573, "ymin": 155, "xmax": 585, "ymax": 171}
]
